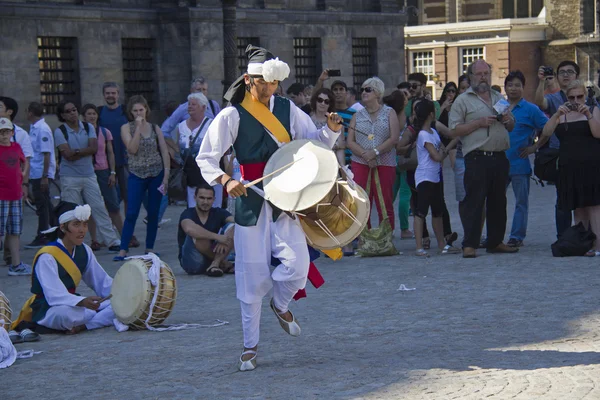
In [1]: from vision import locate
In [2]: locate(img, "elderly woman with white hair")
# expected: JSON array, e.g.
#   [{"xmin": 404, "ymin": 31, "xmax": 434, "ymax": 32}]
[
  {"xmin": 347, "ymin": 77, "xmax": 401, "ymax": 231},
  {"xmin": 171, "ymin": 92, "xmax": 220, "ymax": 208}
]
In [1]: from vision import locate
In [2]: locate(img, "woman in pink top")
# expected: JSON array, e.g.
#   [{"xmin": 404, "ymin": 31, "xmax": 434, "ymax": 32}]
[{"xmin": 81, "ymin": 104, "xmax": 138, "ymax": 250}]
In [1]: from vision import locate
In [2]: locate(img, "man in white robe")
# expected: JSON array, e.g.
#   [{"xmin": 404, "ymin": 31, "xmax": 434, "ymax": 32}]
[{"xmin": 196, "ymin": 45, "xmax": 342, "ymax": 371}]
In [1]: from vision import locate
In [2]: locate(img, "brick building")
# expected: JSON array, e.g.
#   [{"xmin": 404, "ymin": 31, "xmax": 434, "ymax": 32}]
[
  {"xmin": 0, "ymin": 0, "xmax": 406, "ymax": 126},
  {"xmin": 404, "ymin": 0, "xmax": 600, "ymax": 101}
]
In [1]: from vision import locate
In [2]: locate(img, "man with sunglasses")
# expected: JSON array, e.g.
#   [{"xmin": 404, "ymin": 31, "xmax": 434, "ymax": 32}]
[
  {"xmin": 534, "ymin": 61, "xmax": 598, "ymax": 238},
  {"xmin": 403, "ymin": 73, "xmax": 441, "ymax": 119}
]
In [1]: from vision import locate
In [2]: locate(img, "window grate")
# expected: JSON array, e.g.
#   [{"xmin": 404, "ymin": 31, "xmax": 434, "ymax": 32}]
[
  {"xmin": 411, "ymin": 51, "xmax": 434, "ymax": 81},
  {"xmin": 352, "ymin": 38, "xmax": 378, "ymax": 90},
  {"xmin": 461, "ymin": 47, "xmax": 485, "ymax": 74},
  {"xmin": 122, "ymin": 38, "xmax": 156, "ymax": 109},
  {"xmin": 37, "ymin": 37, "xmax": 80, "ymax": 115},
  {"xmin": 237, "ymin": 37, "xmax": 261, "ymax": 74},
  {"xmin": 293, "ymin": 38, "xmax": 322, "ymax": 86}
]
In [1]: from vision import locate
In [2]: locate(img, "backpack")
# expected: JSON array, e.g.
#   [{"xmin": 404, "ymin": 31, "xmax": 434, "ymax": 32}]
[{"xmin": 58, "ymin": 122, "xmax": 98, "ymax": 165}]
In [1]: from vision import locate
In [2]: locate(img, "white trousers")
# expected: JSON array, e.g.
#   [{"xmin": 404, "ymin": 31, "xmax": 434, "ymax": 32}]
[
  {"xmin": 235, "ymin": 201, "xmax": 310, "ymax": 348},
  {"xmin": 37, "ymin": 303, "xmax": 115, "ymax": 331},
  {"xmin": 187, "ymin": 185, "xmax": 223, "ymax": 209}
]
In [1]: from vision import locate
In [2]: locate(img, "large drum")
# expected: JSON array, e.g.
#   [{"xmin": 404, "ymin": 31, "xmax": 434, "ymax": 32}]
[
  {"xmin": 0, "ymin": 291, "xmax": 11, "ymax": 332},
  {"xmin": 263, "ymin": 139, "xmax": 370, "ymax": 250},
  {"xmin": 111, "ymin": 258, "xmax": 177, "ymax": 330}
]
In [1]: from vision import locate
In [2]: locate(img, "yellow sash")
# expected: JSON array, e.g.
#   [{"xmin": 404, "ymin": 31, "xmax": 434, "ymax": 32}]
[
  {"xmin": 11, "ymin": 245, "xmax": 83, "ymax": 330},
  {"xmin": 240, "ymin": 91, "xmax": 291, "ymax": 144}
]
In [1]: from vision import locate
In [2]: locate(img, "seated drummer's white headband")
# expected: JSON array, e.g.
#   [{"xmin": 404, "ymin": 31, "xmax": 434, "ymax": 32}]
[{"xmin": 41, "ymin": 205, "xmax": 92, "ymax": 234}]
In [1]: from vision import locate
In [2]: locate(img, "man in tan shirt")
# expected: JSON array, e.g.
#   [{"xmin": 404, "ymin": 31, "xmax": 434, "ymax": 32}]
[{"xmin": 449, "ymin": 59, "xmax": 517, "ymax": 258}]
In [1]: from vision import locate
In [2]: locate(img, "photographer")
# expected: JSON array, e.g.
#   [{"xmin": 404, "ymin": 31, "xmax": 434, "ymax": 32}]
[{"xmin": 539, "ymin": 80, "xmax": 600, "ymax": 256}]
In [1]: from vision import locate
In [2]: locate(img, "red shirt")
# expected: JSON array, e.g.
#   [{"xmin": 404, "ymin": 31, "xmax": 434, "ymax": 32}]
[{"xmin": 0, "ymin": 143, "xmax": 25, "ymax": 200}]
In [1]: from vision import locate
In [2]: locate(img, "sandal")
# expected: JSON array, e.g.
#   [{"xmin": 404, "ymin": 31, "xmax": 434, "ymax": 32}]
[
  {"xmin": 585, "ymin": 250, "xmax": 600, "ymax": 257},
  {"xmin": 205, "ymin": 265, "xmax": 224, "ymax": 277},
  {"xmin": 422, "ymin": 237, "xmax": 431, "ymax": 250},
  {"xmin": 441, "ymin": 244, "xmax": 461, "ymax": 255},
  {"xmin": 90, "ymin": 240, "xmax": 102, "ymax": 252},
  {"xmin": 20, "ymin": 328, "xmax": 41, "ymax": 342},
  {"xmin": 221, "ymin": 261, "xmax": 235, "ymax": 274},
  {"xmin": 415, "ymin": 248, "xmax": 429, "ymax": 257},
  {"xmin": 113, "ymin": 255, "xmax": 126, "ymax": 262}
]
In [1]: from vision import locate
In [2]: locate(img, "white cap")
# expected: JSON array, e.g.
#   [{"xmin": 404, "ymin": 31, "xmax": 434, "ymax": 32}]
[{"xmin": 0, "ymin": 118, "xmax": 14, "ymax": 130}]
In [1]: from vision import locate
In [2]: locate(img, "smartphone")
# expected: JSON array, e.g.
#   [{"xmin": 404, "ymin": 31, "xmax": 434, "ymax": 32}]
[{"xmin": 328, "ymin": 69, "xmax": 341, "ymax": 77}]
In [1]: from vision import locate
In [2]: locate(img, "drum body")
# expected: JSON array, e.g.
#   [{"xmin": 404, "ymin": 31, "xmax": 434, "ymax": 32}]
[
  {"xmin": 111, "ymin": 259, "xmax": 177, "ymax": 330},
  {"xmin": 298, "ymin": 180, "xmax": 370, "ymax": 250},
  {"xmin": 0, "ymin": 291, "xmax": 11, "ymax": 332}
]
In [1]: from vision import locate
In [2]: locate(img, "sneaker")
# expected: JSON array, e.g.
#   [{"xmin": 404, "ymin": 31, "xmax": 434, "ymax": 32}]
[
  {"xmin": 158, "ymin": 218, "xmax": 170, "ymax": 227},
  {"xmin": 25, "ymin": 235, "xmax": 49, "ymax": 249},
  {"xmin": 8, "ymin": 263, "xmax": 32, "ymax": 276},
  {"xmin": 20, "ymin": 328, "xmax": 40, "ymax": 342},
  {"xmin": 9, "ymin": 330, "xmax": 23, "ymax": 344},
  {"xmin": 507, "ymin": 238, "xmax": 523, "ymax": 248}
]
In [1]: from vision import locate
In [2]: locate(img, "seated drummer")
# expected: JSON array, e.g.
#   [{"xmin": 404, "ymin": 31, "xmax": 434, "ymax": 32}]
[
  {"xmin": 178, "ymin": 184, "xmax": 235, "ymax": 277},
  {"xmin": 12, "ymin": 202, "xmax": 115, "ymax": 334}
]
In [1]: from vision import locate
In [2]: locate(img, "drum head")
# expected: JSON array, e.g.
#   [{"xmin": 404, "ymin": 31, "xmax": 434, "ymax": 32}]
[
  {"xmin": 300, "ymin": 181, "xmax": 370, "ymax": 250},
  {"xmin": 111, "ymin": 260, "xmax": 152, "ymax": 325},
  {"xmin": 263, "ymin": 139, "xmax": 338, "ymax": 212}
]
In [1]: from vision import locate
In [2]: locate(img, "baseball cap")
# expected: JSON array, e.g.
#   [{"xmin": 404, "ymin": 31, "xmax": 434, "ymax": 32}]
[
  {"xmin": 331, "ymin": 80, "xmax": 348, "ymax": 90},
  {"xmin": 0, "ymin": 117, "xmax": 14, "ymax": 130}
]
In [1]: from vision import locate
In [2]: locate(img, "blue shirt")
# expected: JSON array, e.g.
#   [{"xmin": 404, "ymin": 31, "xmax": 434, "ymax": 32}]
[
  {"xmin": 161, "ymin": 99, "xmax": 221, "ymax": 138},
  {"xmin": 98, "ymin": 105, "xmax": 129, "ymax": 167},
  {"xmin": 506, "ymin": 99, "xmax": 548, "ymax": 176},
  {"xmin": 53, "ymin": 121, "xmax": 97, "ymax": 177}
]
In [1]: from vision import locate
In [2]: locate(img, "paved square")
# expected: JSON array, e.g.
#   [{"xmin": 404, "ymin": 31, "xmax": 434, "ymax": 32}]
[{"xmin": 1, "ymin": 168, "xmax": 599, "ymax": 400}]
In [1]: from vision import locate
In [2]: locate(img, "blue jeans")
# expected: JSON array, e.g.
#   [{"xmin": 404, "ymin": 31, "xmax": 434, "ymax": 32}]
[
  {"xmin": 143, "ymin": 193, "xmax": 168, "ymax": 222},
  {"xmin": 506, "ymin": 174, "xmax": 530, "ymax": 241},
  {"xmin": 120, "ymin": 171, "xmax": 164, "ymax": 251},
  {"xmin": 179, "ymin": 236, "xmax": 210, "ymax": 275},
  {"xmin": 555, "ymin": 188, "xmax": 572, "ymax": 239}
]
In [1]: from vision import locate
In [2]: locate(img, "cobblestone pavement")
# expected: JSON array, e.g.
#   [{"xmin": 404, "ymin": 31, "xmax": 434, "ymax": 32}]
[{"xmin": 1, "ymin": 165, "xmax": 599, "ymax": 400}]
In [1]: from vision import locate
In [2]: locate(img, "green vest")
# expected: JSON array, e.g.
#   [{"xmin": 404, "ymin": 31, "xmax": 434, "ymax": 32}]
[
  {"xmin": 30, "ymin": 244, "xmax": 89, "ymax": 322},
  {"xmin": 232, "ymin": 96, "xmax": 292, "ymax": 226}
]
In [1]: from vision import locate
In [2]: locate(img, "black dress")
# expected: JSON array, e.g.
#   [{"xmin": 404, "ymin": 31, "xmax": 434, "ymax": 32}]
[{"xmin": 555, "ymin": 120, "xmax": 600, "ymax": 210}]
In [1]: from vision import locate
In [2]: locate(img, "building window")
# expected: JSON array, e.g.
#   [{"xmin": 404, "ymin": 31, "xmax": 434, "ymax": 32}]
[
  {"xmin": 502, "ymin": 0, "xmax": 544, "ymax": 18},
  {"xmin": 461, "ymin": 47, "xmax": 485, "ymax": 74},
  {"xmin": 582, "ymin": 0, "xmax": 596, "ymax": 34},
  {"xmin": 237, "ymin": 37, "xmax": 260, "ymax": 74},
  {"xmin": 293, "ymin": 38, "xmax": 322, "ymax": 86},
  {"xmin": 411, "ymin": 51, "xmax": 434, "ymax": 81},
  {"xmin": 352, "ymin": 38, "xmax": 378, "ymax": 89},
  {"xmin": 316, "ymin": 0, "xmax": 325, "ymax": 11},
  {"xmin": 37, "ymin": 37, "xmax": 80, "ymax": 115},
  {"xmin": 122, "ymin": 38, "xmax": 156, "ymax": 109}
]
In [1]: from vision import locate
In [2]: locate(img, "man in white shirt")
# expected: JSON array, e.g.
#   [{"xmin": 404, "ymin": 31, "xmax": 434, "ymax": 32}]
[{"xmin": 25, "ymin": 102, "xmax": 57, "ymax": 248}]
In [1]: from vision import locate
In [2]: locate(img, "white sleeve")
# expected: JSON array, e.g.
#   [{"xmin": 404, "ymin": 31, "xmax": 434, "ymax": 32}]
[
  {"xmin": 35, "ymin": 254, "xmax": 84, "ymax": 307},
  {"xmin": 289, "ymin": 102, "xmax": 340, "ymax": 148},
  {"xmin": 80, "ymin": 244, "xmax": 113, "ymax": 298},
  {"xmin": 196, "ymin": 107, "xmax": 239, "ymax": 185},
  {"xmin": 16, "ymin": 127, "xmax": 33, "ymax": 158}
]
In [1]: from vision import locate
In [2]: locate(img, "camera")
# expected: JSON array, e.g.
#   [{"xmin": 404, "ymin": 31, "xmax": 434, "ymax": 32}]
[
  {"xmin": 543, "ymin": 66, "xmax": 554, "ymax": 77},
  {"xmin": 495, "ymin": 114, "xmax": 503, "ymax": 121},
  {"xmin": 566, "ymin": 102, "xmax": 579, "ymax": 111},
  {"xmin": 328, "ymin": 69, "xmax": 341, "ymax": 77}
]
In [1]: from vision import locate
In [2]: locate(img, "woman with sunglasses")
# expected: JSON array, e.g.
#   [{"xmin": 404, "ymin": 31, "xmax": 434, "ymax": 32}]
[
  {"xmin": 347, "ymin": 77, "xmax": 400, "ymax": 232},
  {"xmin": 310, "ymin": 88, "xmax": 345, "ymax": 165},
  {"xmin": 539, "ymin": 79, "xmax": 600, "ymax": 256}
]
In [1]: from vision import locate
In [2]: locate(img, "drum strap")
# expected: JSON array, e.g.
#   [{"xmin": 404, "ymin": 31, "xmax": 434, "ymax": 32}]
[
  {"xmin": 11, "ymin": 245, "xmax": 82, "ymax": 330},
  {"xmin": 240, "ymin": 91, "xmax": 291, "ymax": 144}
]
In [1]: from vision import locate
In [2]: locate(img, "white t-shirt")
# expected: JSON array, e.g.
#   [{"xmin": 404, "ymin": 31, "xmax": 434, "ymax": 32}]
[
  {"xmin": 415, "ymin": 128, "xmax": 442, "ymax": 186},
  {"xmin": 13, "ymin": 124, "xmax": 33, "ymax": 158}
]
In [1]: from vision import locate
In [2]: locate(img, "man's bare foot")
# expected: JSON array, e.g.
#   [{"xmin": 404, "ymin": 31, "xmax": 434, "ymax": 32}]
[
  {"xmin": 241, "ymin": 346, "xmax": 257, "ymax": 361},
  {"xmin": 220, "ymin": 260, "xmax": 235, "ymax": 274},
  {"xmin": 66, "ymin": 325, "xmax": 87, "ymax": 335}
]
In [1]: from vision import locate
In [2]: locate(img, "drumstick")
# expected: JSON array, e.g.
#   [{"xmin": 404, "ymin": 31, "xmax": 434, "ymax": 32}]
[
  {"xmin": 244, "ymin": 157, "xmax": 304, "ymax": 189},
  {"xmin": 324, "ymin": 113, "xmax": 371, "ymax": 138},
  {"xmin": 97, "ymin": 294, "xmax": 112, "ymax": 304}
]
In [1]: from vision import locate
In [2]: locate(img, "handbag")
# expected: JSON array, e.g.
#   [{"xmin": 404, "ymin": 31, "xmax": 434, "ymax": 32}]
[
  {"xmin": 397, "ymin": 126, "xmax": 418, "ymax": 171},
  {"xmin": 551, "ymin": 221, "xmax": 596, "ymax": 257},
  {"xmin": 357, "ymin": 168, "xmax": 399, "ymax": 257},
  {"xmin": 168, "ymin": 119, "xmax": 209, "ymax": 201},
  {"xmin": 533, "ymin": 147, "xmax": 559, "ymax": 183}
]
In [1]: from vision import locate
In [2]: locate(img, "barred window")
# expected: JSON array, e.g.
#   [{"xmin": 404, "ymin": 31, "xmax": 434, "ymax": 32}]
[
  {"xmin": 122, "ymin": 38, "xmax": 156, "ymax": 109},
  {"xmin": 411, "ymin": 51, "xmax": 434, "ymax": 81},
  {"xmin": 352, "ymin": 38, "xmax": 378, "ymax": 89},
  {"xmin": 582, "ymin": 0, "xmax": 595, "ymax": 34},
  {"xmin": 37, "ymin": 37, "xmax": 80, "ymax": 115},
  {"xmin": 237, "ymin": 37, "xmax": 260, "ymax": 74},
  {"xmin": 461, "ymin": 47, "xmax": 485, "ymax": 74},
  {"xmin": 293, "ymin": 38, "xmax": 322, "ymax": 86}
]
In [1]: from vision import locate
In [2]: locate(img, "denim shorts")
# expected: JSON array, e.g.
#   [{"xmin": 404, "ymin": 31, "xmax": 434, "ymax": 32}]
[{"xmin": 95, "ymin": 169, "xmax": 121, "ymax": 213}]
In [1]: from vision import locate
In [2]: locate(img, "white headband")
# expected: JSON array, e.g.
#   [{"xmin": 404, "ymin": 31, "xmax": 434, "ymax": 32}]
[
  {"xmin": 41, "ymin": 205, "xmax": 92, "ymax": 234},
  {"xmin": 247, "ymin": 58, "xmax": 290, "ymax": 83}
]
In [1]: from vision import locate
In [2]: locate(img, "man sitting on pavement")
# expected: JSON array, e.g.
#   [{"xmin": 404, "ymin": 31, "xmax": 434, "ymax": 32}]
[{"xmin": 178, "ymin": 184, "xmax": 235, "ymax": 277}]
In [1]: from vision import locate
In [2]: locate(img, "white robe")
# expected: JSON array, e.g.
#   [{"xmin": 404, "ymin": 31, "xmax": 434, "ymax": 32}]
[
  {"xmin": 35, "ymin": 240, "xmax": 115, "ymax": 331},
  {"xmin": 196, "ymin": 96, "xmax": 340, "ymax": 304}
]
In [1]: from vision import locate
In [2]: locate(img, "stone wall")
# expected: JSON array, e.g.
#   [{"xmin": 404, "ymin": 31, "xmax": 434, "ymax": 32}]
[{"xmin": 509, "ymin": 41, "xmax": 544, "ymax": 101}]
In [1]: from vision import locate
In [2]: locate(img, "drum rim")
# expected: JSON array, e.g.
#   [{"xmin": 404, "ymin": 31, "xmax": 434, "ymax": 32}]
[{"xmin": 111, "ymin": 259, "xmax": 153, "ymax": 325}]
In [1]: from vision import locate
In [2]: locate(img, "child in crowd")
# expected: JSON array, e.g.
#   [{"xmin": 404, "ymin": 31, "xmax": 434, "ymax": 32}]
[
  {"xmin": 412, "ymin": 101, "xmax": 460, "ymax": 257},
  {"xmin": 0, "ymin": 118, "xmax": 31, "ymax": 275}
]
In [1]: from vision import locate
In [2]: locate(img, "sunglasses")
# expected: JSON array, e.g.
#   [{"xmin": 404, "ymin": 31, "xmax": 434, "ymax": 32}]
[
  {"xmin": 360, "ymin": 87, "xmax": 374, "ymax": 93},
  {"xmin": 410, "ymin": 83, "xmax": 421, "ymax": 90},
  {"xmin": 316, "ymin": 97, "xmax": 330, "ymax": 105},
  {"xmin": 567, "ymin": 95, "xmax": 585, "ymax": 101}
]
